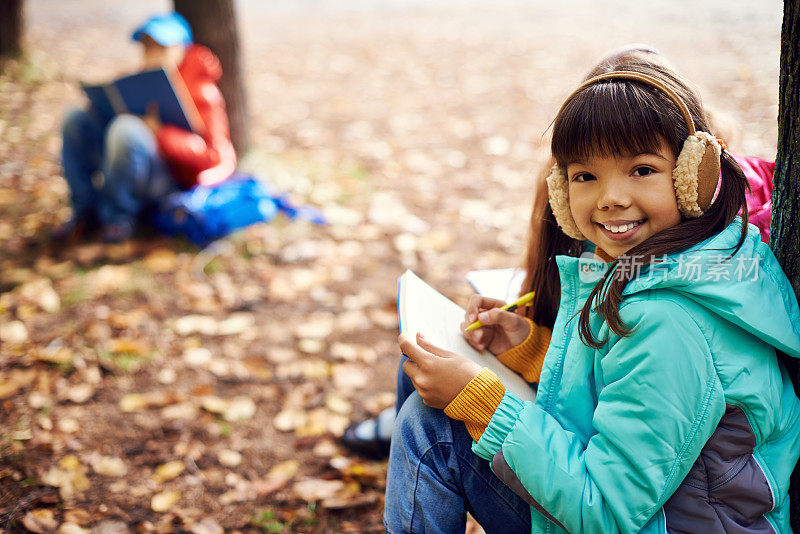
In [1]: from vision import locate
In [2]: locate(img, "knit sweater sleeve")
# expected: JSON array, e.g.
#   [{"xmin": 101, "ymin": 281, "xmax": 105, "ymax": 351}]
[
  {"xmin": 444, "ymin": 319, "xmax": 550, "ymax": 441},
  {"xmin": 496, "ymin": 317, "xmax": 551, "ymax": 384},
  {"xmin": 444, "ymin": 368, "xmax": 506, "ymax": 441}
]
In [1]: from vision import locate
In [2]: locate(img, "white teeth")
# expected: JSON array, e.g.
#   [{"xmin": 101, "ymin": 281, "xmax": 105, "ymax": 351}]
[{"xmin": 602, "ymin": 220, "xmax": 642, "ymax": 233}]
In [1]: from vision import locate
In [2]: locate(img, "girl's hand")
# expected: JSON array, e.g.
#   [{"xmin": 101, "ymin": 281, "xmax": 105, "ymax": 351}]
[
  {"xmin": 399, "ymin": 333, "xmax": 482, "ymax": 409},
  {"xmin": 461, "ymin": 295, "xmax": 531, "ymax": 354}
]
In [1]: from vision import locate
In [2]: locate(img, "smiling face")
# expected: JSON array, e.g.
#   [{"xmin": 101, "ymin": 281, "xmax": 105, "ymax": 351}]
[{"xmin": 567, "ymin": 139, "xmax": 681, "ymax": 258}]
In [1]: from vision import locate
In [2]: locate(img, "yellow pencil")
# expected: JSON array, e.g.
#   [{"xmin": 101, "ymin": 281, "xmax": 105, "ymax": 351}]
[{"xmin": 464, "ymin": 291, "xmax": 536, "ymax": 332}]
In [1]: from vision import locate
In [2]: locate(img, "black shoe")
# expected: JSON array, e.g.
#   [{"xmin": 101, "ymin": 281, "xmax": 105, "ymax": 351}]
[{"xmin": 341, "ymin": 417, "xmax": 392, "ymax": 460}]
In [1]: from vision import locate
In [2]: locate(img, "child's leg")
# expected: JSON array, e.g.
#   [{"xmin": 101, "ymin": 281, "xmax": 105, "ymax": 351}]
[
  {"xmin": 384, "ymin": 392, "xmax": 531, "ymax": 534},
  {"xmin": 60, "ymin": 108, "xmax": 105, "ymax": 219},
  {"xmin": 99, "ymin": 115, "xmax": 176, "ymax": 236}
]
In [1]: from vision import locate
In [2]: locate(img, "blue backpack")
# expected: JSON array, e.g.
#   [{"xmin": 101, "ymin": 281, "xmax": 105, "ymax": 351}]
[{"xmin": 151, "ymin": 174, "xmax": 326, "ymax": 246}]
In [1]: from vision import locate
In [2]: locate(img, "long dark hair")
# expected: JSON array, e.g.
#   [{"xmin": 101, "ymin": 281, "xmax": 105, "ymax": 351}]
[{"xmin": 554, "ymin": 62, "xmax": 749, "ymax": 347}]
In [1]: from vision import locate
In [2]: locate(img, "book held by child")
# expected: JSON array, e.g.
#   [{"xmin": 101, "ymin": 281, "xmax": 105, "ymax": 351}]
[
  {"xmin": 398, "ymin": 270, "xmax": 536, "ymax": 402},
  {"xmin": 81, "ymin": 66, "xmax": 202, "ymax": 132}
]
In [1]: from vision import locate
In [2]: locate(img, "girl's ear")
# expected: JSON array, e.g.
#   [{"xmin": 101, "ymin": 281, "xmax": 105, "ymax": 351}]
[
  {"xmin": 546, "ymin": 164, "xmax": 586, "ymax": 240},
  {"xmin": 672, "ymin": 131, "xmax": 722, "ymax": 218}
]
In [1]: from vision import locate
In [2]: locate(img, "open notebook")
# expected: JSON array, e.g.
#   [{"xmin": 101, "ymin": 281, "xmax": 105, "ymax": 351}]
[{"xmin": 398, "ymin": 270, "xmax": 536, "ymax": 402}]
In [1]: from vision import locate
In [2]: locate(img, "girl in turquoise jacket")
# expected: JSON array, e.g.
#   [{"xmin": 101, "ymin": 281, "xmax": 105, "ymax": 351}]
[{"xmin": 386, "ymin": 61, "xmax": 800, "ymax": 533}]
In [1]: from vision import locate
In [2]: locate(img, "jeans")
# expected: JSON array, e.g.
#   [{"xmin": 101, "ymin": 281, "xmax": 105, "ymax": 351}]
[
  {"xmin": 384, "ymin": 392, "xmax": 532, "ymax": 534},
  {"xmin": 61, "ymin": 108, "xmax": 177, "ymax": 226},
  {"xmin": 396, "ymin": 353, "xmax": 415, "ymax": 412}
]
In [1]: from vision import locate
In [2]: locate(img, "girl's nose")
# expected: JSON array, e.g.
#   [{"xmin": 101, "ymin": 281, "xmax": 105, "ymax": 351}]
[{"xmin": 596, "ymin": 179, "xmax": 631, "ymax": 210}]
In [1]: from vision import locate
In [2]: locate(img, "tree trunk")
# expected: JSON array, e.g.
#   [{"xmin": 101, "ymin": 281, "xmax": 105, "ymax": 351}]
[
  {"xmin": 773, "ymin": 0, "xmax": 800, "ymax": 530},
  {"xmin": 173, "ymin": 0, "xmax": 250, "ymax": 155},
  {"xmin": 0, "ymin": 0, "xmax": 24, "ymax": 62}
]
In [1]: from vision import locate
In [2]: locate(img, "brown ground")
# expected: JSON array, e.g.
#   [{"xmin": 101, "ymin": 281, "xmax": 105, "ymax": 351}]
[{"xmin": 0, "ymin": 0, "xmax": 782, "ymax": 532}]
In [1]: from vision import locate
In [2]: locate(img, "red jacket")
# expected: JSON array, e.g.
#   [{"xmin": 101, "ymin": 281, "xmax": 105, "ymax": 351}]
[{"xmin": 155, "ymin": 45, "xmax": 236, "ymax": 189}]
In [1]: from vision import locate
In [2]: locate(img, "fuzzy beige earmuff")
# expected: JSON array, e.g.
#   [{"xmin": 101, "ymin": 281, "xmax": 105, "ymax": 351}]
[{"xmin": 546, "ymin": 71, "xmax": 724, "ymax": 241}]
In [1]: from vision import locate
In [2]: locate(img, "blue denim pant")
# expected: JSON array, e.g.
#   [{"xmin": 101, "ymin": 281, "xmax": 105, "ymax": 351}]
[
  {"xmin": 385, "ymin": 358, "xmax": 532, "ymax": 533},
  {"xmin": 61, "ymin": 108, "xmax": 177, "ymax": 226}
]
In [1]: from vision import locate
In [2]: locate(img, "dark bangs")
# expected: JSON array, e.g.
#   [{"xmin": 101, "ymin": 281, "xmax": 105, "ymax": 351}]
[{"xmin": 551, "ymin": 80, "xmax": 687, "ymax": 165}]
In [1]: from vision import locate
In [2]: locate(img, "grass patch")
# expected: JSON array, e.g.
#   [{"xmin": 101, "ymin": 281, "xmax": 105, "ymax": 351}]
[
  {"xmin": 251, "ymin": 509, "xmax": 288, "ymax": 533},
  {"xmin": 98, "ymin": 350, "xmax": 153, "ymax": 374},
  {"xmin": 62, "ymin": 285, "xmax": 88, "ymax": 306}
]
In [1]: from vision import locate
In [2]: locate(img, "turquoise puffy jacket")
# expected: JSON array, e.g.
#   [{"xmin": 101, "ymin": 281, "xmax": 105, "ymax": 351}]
[{"xmin": 474, "ymin": 219, "xmax": 800, "ymax": 533}]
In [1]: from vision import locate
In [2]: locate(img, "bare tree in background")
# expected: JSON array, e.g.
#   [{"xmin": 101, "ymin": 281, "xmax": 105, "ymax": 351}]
[
  {"xmin": 0, "ymin": 0, "xmax": 25, "ymax": 64},
  {"xmin": 173, "ymin": 0, "xmax": 250, "ymax": 155},
  {"xmin": 773, "ymin": 0, "xmax": 800, "ymax": 530}
]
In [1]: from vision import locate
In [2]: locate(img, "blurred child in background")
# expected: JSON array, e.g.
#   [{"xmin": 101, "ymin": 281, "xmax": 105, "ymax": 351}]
[{"xmin": 55, "ymin": 12, "xmax": 235, "ymax": 243}]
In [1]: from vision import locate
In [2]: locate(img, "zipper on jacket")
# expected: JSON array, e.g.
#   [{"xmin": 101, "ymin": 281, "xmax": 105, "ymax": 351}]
[{"xmin": 544, "ymin": 272, "xmax": 577, "ymax": 414}]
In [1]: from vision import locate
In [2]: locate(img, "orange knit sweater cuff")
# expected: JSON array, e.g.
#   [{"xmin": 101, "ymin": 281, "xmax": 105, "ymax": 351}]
[
  {"xmin": 444, "ymin": 368, "xmax": 506, "ymax": 442},
  {"xmin": 496, "ymin": 317, "xmax": 551, "ymax": 384}
]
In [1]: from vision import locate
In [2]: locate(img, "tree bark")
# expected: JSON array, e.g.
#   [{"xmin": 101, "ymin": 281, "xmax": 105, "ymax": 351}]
[
  {"xmin": 0, "ymin": 0, "xmax": 24, "ymax": 62},
  {"xmin": 173, "ymin": 0, "xmax": 250, "ymax": 155},
  {"xmin": 773, "ymin": 0, "xmax": 800, "ymax": 530}
]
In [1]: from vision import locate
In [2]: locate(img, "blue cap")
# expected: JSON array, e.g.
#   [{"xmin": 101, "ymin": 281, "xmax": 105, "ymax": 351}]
[{"xmin": 132, "ymin": 13, "xmax": 193, "ymax": 47}]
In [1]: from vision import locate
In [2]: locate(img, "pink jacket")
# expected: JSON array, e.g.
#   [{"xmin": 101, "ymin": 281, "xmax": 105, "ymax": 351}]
[{"xmin": 733, "ymin": 154, "xmax": 774, "ymax": 243}]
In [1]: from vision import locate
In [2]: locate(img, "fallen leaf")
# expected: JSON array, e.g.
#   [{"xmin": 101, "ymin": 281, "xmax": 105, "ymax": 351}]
[
  {"xmin": 199, "ymin": 395, "xmax": 256, "ymax": 421},
  {"xmin": 151, "ymin": 490, "xmax": 181, "ymax": 512},
  {"xmin": 119, "ymin": 391, "xmax": 183, "ymax": 412},
  {"xmin": 110, "ymin": 338, "xmax": 149, "ymax": 355},
  {"xmin": 313, "ymin": 439, "xmax": 340, "ymax": 458},
  {"xmin": 66, "ymin": 383, "xmax": 95, "ymax": 404},
  {"xmin": 0, "ymin": 320, "xmax": 28, "ymax": 344},
  {"xmin": 183, "ymin": 347, "xmax": 212, "ymax": 366},
  {"xmin": 295, "ymin": 408, "xmax": 328, "ymax": 437},
  {"xmin": 173, "ymin": 315, "xmax": 218, "ymax": 336},
  {"xmin": 36, "ymin": 346, "xmax": 74, "ymax": 365},
  {"xmin": 325, "ymin": 394, "xmax": 352, "ymax": 415},
  {"xmin": 58, "ymin": 523, "xmax": 91, "ymax": 534},
  {"xmin": 86, "ymin": 520, "xmax": 130, "ymax": 534},
  {"xmin": 57, "ymin": 418, "xmax": 80, "ymax": 434},
  {"xmin": 297, "ymin": 338, "xmax": 326, "ymax": 354},
  {"xmin": 188, "ymin": 518, "xmax": 224, "ymax": 534},
  {"xmin": 294, "ymin": 313, "xmax": 335, "ymax": 339},
  {"xmin": 91, "ymin": 456, "xmax": 128, "ymax": 477},
  {"xmin": 108, "ymin": 309, "xmax": 147, "ymax": 329},
  {"xmin": 43, "ymin": 456, "xmax": 91, "ymax": 499},
  {"xmin": 18, "ymin": 278, "xmax": 60, "ymax": 313},
  {"xmin": 252, "ymin": 459, "xmax": 300, "ymax": 496},
  {"xmin": 157, "ymin": 368, "xmax": 177, "ymax": 385},
  {"xmin": 273, "ymin": 409, "xmax": 307, "ymax": 433},
  {"xmin": 60, "ymin": 455, "xmax": 81, "ymax": 470},
  {"xmin": 22, "ymin": 509, "xmax": 58, "ymax": 533},
  {"xmin": 321, "ymin": 492, "xmax": 379, "ymax": 510},
  {"xmin": 153, "ymin": 461, "xmax": 185, "ymax": 483},
  {"xmin": 0, "ymin": 368, "xmax": 37, "ymax": 399},
  {"xmin": 63, "ymin": 509, "xmax": 90, "ymax": 526},
  {"xmin": 143, "ymin": 248, "xmax": 178, "ymax": 273},
  {"xmin": 216, "ymin": 313, "xmax": 255, "ymax": 335},
  {"xmin": 293, "ymin": 478, "xmax": 346, "ymax": 502},
  {"xmin": 332, "ymin": 364, "xmax": 369, "ymax": 390},
  {"xmin": 217, "ymin": 449, "xmax": 242, "ymax": 467},
  {"xmin": 88, "ymin": 265, "xmax": 132, "ymax": 295},
  {"xmin": 161, "ymin": 402, "xmax": 198, "ymax": 420}
]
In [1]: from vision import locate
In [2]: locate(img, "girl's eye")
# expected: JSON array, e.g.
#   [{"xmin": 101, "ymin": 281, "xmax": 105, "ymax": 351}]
[
  {"xmin": 633, "ymin": 167, "xmax": 655, "ymax": 177},
  {"xmin": 572, "ymin": 173, "xmax": 595, "ymax": 183}
]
